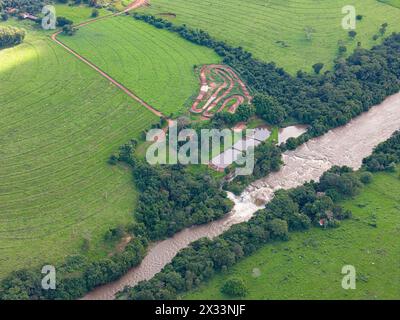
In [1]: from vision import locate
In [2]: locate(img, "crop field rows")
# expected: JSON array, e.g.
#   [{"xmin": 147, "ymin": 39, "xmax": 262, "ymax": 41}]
[
  {"xmin": 0, "ymin": 25, "xmax": 157, "ymax": 277},
  {"xmin": 139, "ymin": 0, "xmax": 400, "ymax": 73},
  {"xmin": 60, "ymin": 16, "xmax": 221, "ymax": 117}
]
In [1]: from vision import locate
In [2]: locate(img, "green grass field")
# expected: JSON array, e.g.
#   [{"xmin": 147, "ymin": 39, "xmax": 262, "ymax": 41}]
[
  {"xmin": 139, "ymin": 0, "xmax": 400, "ymax": 73},
  {"xmin": 60, "ymin": 15, "xmax": 221, "ymax": 117},
  {"xmin": 184, "ymin": 169, "xmax": 400, "ymax": 300},
  {"xmin": 378, "ymin": 0, "xmax": 400, "ymax": 9},
  {"xmin": 54, "ymin": 4, "xmax": 109, "ymax": 24},
  {"xmin": 0, "ymin": 20, "xmax": 158, "ymax": 278}
]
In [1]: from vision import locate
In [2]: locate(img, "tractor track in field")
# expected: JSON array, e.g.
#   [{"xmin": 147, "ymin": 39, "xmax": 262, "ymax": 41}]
[{"xmin": 50, "ymin": 0, "xmax": 173, "ymax": 125}]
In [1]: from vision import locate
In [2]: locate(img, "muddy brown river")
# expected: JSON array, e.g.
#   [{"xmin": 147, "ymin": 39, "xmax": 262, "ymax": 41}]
[{"xmin": 83, "ymin": 93, "xmax": 400, "ymax": 300}]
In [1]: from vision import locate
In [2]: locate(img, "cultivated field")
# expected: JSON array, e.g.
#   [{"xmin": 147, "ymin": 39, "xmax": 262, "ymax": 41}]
[
  {"xmin": 139, "ymin": 0, "xmax": 400, "ymax": 73},
  {"xmin": 54, "ymin": 4, "xmax": 108, "ymax": 24},
  {"xmin": 60, "ymin": 15, "xmax": 221, "ymax": 117},
  {"xmin": 184, "ymin": 168, "xmax": 400, "ymax": 300},
  {"xmin": 0, "ymin": 21, "xmax": 158, "ymax": 278}
]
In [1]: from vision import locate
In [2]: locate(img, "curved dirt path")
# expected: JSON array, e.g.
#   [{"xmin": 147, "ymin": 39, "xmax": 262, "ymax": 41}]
[
  {"xmin": 50, "ymin": 0, "xmax": 170, "ymax": 122},
  {"xmin": 191, "ymin": 64, "xmax": 252, "ymax": 117},
  {"xmin": 84, "ymin": 92, "xmax": 400, "ymax": 300}
]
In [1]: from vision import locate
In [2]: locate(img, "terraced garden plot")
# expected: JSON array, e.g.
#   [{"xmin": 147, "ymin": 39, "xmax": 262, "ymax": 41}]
[
  {"xmin": 0, "ymin": 22, "xmax": 157, "ymax": 278},
  {"xmin": 184, "ymin": 169, "xmax": 400, "ymax": 300},
  {"xmin": 60, "ymin": 16, "xmax": 221, "ymax": 117},
  {"xmin": 138, "ymin": 0, "xmax": 400, "ymax": 73}
]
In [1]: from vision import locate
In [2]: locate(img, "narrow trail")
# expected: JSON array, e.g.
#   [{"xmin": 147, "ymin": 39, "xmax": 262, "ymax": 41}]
[{"xmin": 50, "ymin": 0, "xmax": 172, "ymax": 123}]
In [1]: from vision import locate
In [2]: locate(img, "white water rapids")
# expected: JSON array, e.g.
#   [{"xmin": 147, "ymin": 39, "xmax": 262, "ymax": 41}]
[{"xmin": 83, "ymin": 93, "xmax": 400, "ymax": 300}]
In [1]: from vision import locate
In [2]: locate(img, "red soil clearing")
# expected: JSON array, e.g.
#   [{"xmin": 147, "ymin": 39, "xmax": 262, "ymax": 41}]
[{"xmin": 190, "ymin": 64, "xmax": 252, "ymax": 118}]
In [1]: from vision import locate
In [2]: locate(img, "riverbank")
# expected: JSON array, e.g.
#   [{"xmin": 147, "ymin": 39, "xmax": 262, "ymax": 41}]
[{"xmin": 83, "ymin": 92, "xmax": 400, "ymax": 300}]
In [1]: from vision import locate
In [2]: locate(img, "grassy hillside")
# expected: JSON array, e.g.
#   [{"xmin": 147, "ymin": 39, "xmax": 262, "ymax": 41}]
[
  {"xmin": 0, "ymin": 21, "xmax": 158, "ymax": 278},
  {"xmin": 184, "ymin": 169, "xmax": 400, "ymax": 300},
  {"xmin": 60, "ymin": 16, "xmax": 221, "ymax": 116},
  {"xmin": 139, "ymin": 0, "xmax": 400, "ymax": 73}
]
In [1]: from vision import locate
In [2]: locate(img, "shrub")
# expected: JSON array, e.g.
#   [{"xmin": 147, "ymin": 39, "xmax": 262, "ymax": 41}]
[
  {"xmin": 312, "ymin": 62, "xmax": 324, "ymax": 74},
  {"xmin": 348, "ymin": 30, "xmax": 357, "ymax": 38},
  {"xmin": 91, "ymin": 8, "xmax": 99, "ymax": 18},
  {"xmin": 360, "ymin": 172, "xmax": 373, "ymax": 184},
  {"xmin": 220, "ymin": 278, "xmax": 248, "ymax": 297},
  {"xmin": 57, "ymin": 16, "xmax": 73, "ymax": 27},
  {"xmin": 1, "ymin": 12, "xmax": 9, "ymax": 21},
  {"xmin": 0, "ymin": 26, "xmax": 25, "ymax": 49}
]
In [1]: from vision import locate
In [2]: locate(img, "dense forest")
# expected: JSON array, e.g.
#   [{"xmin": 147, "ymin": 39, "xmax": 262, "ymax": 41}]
[
  {"xmin": 121, "ymin": 129, "xmax": 400, "ymax": 300},
  {"xmin": 0, "ymin": 138, "xmax": 233, "ymax": 299},
  {"xmin": 224, "ymin": 142, "xmax": 283, "ymax": 195},
  {"xmin": 362, "ymin": 130, "xmax": 400, "ymax": 171},
  {"xmin": 1, "ymin": 9, "xmax": 400, "ymax": 301},
  {"xmin": 0, "ymin": 237, "xmax": 148, "ymax": 299},
  {"xmin": 0, "ymin": 25, "xmax": 25, "ymax": 48},
  {"xmin": 133, "ymin": 13, "xmax": 400, "ymax": 149},
  {"xmin": 121, "ymin": 166, "xmax": 358, "ymax": 300},
  {"xmin": 115, "ymin": 140, "xmax": 233, "ymax": 240},
  {"xmin": 0, "ymin": 0, "xmax": 48, "ymax": 14}
]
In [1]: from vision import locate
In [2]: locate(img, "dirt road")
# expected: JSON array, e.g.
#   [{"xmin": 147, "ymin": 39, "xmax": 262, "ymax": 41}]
[
  {"xmin": 191, "ymin": 64, "xmax": 252, "ymax": 117},
  {"xmin": 50, "ymin": 0, "xmax": 168, "ymax": 121}
]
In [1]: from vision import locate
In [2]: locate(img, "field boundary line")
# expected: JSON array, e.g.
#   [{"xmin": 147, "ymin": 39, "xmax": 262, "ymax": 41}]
[{"xmin": 50, "ymin": 0, "xmax": 171, "ymax": 122}]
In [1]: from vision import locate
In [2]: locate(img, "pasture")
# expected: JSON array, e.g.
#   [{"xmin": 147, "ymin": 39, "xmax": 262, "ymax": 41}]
[
  {"xmin": 378, "ymin": 0, "xmax": 400, "ymax": 8},
  {"xmin": 0, "ymin": 21, "xmax": 157, "ymax": 278},
  {"xmin": 53, "ymin": 4, "xmax": 108, "ymax": 24},
  {"xmin": 184, "ymin": 169, "xmax": 400, "ymax": 299},
  {"xmin": 60, "ymin": 15, "xmax": 221, "ymax": 117},
  {"xmin": 139, "ymin": 0, "xmax": 400, "ymax": 73}
]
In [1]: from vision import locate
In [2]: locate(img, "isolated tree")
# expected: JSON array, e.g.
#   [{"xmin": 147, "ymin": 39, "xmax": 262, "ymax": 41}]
[
  {"xmin": 348, "ymin": 30, "xmax": 357, "ymax": 39},
  {"xmin": 62, "ymin": 24, "xmax": 77, "ymax": 36},
  {"xmin": 312, "ymin": 62, "xmax": 324, "ymax": 74},
  {"xmin": 338, "ymin": 45, "xmax": 347, "ymax": 55},
  {"xmin": 91, "ymin": 8, "xmax": 99, "ymax": 18},
  {"xmin": 379, "ymin": 22, "xmax": 388, "ymax": 36},
  {"xmin": 360, "ymin": 172, "xmax": 373, "ymax": 184},
  {"xmin": 220, "ymin": 278, "xmax": 248, "ymax": 297}
]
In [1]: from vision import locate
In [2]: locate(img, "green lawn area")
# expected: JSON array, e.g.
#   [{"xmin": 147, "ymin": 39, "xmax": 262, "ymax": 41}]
[
  {"xmin": 0, "ymin": 20, "xmax": 158, "ymax": 279},
  {"xmin": 184, "ymin": 169, "xmax": 400, "ymax": 300},
  {"xmin": 138, "ymin": 0, "xmax": 400, "ymax": 73},
  {"xmin": 60, "ymin": 15, "xmax": 221, "ymax": 117}
]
